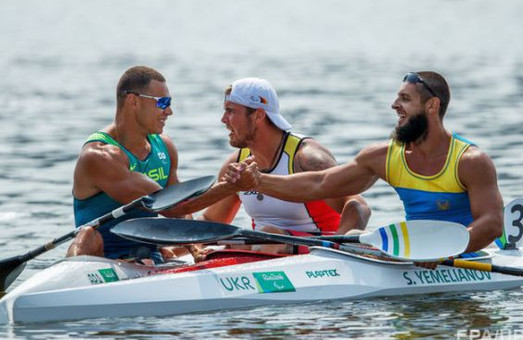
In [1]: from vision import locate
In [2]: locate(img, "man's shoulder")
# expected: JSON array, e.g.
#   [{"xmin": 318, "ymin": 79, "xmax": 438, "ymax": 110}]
[
  {"xmin": 156, "ymin": 133, "xmax": 178, "ymax": 153},
  {"xmin": 79, "ymin": 142, "xmax": 128, "ymax": 168},
  {"xmin": 457, "ymin": 145, "xmax": 499, "ymax": 191},
  {"xmin": 73, "ymin": 142, "xmax": 129, "ymax": 198},
  {"xmin": 459, "ymin": 145, "xmax": 492, "ymax": 169},
  {"xmin": 156, "ymin": 133, "xmax": 173, "ymax": 144},
  {"xmin": 357, "ymin": 141, "xmax": 390, "ymax": 158},
  {"xmin": 353, "ymin": 141, "xmax": 389, "ymax": 174},
  {"xmin": 294, "ymin": 139, "xmax": 337, "ymax": 172}
]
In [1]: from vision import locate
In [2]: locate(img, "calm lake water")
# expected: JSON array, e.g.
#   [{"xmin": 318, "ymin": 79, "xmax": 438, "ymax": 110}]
[{"xmin": 1, "ymin": 0, "xmax": 522, "ymax": 338}]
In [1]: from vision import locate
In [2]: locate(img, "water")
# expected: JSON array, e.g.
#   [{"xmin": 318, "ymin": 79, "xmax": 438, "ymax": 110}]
[{"xmin": 1, "ymin": 0, "xmax": 522, "ymax": 338}]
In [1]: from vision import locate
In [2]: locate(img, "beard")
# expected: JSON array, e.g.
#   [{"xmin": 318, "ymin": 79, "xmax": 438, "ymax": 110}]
[
  {"xmin": 391, "ymin": 112, "xmax": 429, "ymax": 144},
  {"xmin": 228, "ymin": 119, "xmax": 257, "ymax": 148}
]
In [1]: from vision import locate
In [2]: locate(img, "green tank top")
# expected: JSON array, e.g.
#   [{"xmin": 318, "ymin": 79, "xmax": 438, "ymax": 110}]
[
  {"xmin": 73, "ymin": 132, "xmax": 171, "ymax": 262},
  {"xmin": 85, "ymin": 132, "xmax": 171, "ymax": 186}
]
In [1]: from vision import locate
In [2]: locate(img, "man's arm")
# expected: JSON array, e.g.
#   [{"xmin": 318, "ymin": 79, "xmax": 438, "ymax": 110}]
[
  {"xmin": 459, "ymin": 147, "xmax": 503, "ymax": 252},
  {"xmin": 253, "ymin": 143, "xmax": 387, "ymax": 202},
  {"xmin": 76, "ymin": 136, "xmax": 242, "ymax": 218},
  {"xmin": 74, "ymin": 142, "xmax": 163, "ymax": 203},
  {"xmin": 158, "ymin": 137, "xmax": 245, "ymax": 217},
  {"xmin": 198, "ymin": 152, "xmax": 242, "ymax": 224},
  {"xmin": 293, "ymin": 139, "xmax": 371, "ymax": 233},
  {"xmin": 159, "ymin": 135, "xmax": 192, "ymax": 218},
  {"xmin": 161, "ymin": 134, "xmax": 182, "ymax": 188},
  {"xmin": 174, "ymin": 152, "xmax": 243, "ymax": 262}
]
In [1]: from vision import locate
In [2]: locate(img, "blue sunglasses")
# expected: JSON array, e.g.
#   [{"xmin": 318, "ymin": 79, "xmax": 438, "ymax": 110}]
[
  {"xmin": 124, "ymin": 91, "xmax": 172, "ymax": 109},
  {"xmin": 403, "ymin": 72, "xmax": 438, "ymax": 99}
]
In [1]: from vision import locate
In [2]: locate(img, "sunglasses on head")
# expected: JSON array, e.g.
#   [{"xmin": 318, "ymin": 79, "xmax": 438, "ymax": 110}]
[
  {"xmin": 124, "ymin": 90, "xmax": 172, "ymax": 109},
  {"xmin": 403, "ymin": 72, "xmax": 438, "ymax": 99}
]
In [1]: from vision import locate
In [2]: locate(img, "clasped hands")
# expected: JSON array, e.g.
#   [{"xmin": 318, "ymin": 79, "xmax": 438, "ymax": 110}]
[
  {"xmin": 222, "ymin": 157, "xmax": 440, "ymax": 270},
  {"xmin": 223, "ymin": 156, "xmax": 260, "ymax": 191}
]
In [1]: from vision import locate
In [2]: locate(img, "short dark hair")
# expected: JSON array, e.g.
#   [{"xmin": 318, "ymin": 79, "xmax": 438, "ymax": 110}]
[
  {"xmin": 116, "ymin": 66, "xmax": 166, "ymax": 108},
  {"xmin": 416, "ymin": 71, "xmax": 451, "ymax": 118}
]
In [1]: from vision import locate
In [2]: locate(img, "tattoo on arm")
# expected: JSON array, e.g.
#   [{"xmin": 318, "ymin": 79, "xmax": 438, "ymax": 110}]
[{"xmin": 295, "ymin": 144, "xmax": 337, "ymax": 172}]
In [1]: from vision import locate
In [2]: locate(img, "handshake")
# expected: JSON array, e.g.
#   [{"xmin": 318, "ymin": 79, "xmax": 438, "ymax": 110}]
[{"xmin": 223, "ymin": 156, "xmax": 260, "ymax": 191}]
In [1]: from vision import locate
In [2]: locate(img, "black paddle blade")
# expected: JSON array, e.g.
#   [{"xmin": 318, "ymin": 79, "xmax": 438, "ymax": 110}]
[
  {"xmin": 0, "ymin": 256, "xmax": 27, "ymax": 292},
  {"xmin": 111, "ymin": 217, "xmax": 241, "ymax": 245},
  {"xmin": 146, "ymin": 175, "xmax": 216, "ymax": 211}
]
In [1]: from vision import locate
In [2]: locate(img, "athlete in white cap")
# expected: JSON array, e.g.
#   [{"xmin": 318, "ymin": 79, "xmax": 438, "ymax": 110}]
[{"xmin": 199, "ymin": 78, "xmax": 370, "ymax": 254}]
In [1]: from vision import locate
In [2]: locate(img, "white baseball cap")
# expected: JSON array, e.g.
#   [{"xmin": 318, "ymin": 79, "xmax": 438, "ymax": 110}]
[{"xmin": 225, "ymin": 77, "xmax": 292, "ymax": 131}]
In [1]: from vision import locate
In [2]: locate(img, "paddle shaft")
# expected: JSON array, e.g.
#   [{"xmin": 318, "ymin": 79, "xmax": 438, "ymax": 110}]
[
  {"xmin": 214, "ymin": 235, "xmax": 358, "ymax": 245},
  {"xmin": 238, "ymin": 229, "xmax": 358, "ymax": 252},
  {"xmin": 442, "ymin": 259, "xmax": 523, "ymax": 277},
  {"xmin": 0, "ymin": 196, "xmax": 148, "ymax": 292},
  {"xmin": 215, "ymin": 238, "xmax": 397, "ymax": 260},
  {"xmin": 26, "ymin": 196, "xmax": 149, "ymax": 262}
]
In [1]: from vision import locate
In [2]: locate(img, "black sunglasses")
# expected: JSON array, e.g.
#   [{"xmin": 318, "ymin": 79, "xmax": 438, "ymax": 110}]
[
  {"xmin": 123, "ymin": 90, "xmax": 172, "ymax": 109},
  {"xmin": 403, "ymin": 72, "xmax": 438, "ymax": 99}
]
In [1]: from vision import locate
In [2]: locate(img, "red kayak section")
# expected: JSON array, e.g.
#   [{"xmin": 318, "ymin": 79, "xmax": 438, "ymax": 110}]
[{"xmin": 157, "ymin": 249, "xmax": 289, "ymax": 275}]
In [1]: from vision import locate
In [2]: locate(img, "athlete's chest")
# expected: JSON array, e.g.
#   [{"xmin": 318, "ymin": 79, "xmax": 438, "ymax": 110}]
[{"xmin": 403, "ymin": 151, "xmax": 448, "ymax": 176}]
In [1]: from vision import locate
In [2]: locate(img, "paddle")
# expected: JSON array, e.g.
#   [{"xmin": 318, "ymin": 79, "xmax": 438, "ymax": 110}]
[
  {"xmin": 0, "ymin": 175, "xmax": 216, "ymax": 292},
  {"xmin": 494, "ymin": 198, "xmax": 523, "ymax": 250},
  {"xmin": 111, "ymin": 218, "xmax": 470, "ymax": 262},
  {"xmin": 441, "ymin": 259, "xmax": 523, "ymax": 277}
]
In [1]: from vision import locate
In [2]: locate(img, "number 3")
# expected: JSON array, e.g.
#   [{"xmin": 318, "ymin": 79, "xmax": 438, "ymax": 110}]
[{"xmin": 505, "ymin": 199, "xmax": 523, "ymax": 246}]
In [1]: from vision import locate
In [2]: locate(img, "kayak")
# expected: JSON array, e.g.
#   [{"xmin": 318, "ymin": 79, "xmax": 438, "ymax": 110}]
[{"xmin": 1, "ymin": 246, "xmax": 523, "ymax": 324}]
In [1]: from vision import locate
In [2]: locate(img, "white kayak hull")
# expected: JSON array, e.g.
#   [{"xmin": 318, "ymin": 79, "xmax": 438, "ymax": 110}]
[{"xmin": 1, "ymin": 247, "xmax": 523, "ymax": 324}]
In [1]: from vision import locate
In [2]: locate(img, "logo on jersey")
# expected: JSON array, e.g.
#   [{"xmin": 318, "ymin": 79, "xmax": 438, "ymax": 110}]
[
  {"xmin": 147, "ymin": 167, "xmax": 169, "ymax": 182},
  {"xmin": 436, "ymin": 200, "xmax": 451, "ymax": 211}
]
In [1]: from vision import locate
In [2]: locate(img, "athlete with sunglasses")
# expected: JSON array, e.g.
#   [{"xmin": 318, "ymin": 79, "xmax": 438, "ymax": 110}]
[
  {"xmin": 229, "ymin": 71, "xmax": 504, "ymax": 264},
  {"xmin": 66, "ymin": 66, "xmax": 244, "ymax": 263}
]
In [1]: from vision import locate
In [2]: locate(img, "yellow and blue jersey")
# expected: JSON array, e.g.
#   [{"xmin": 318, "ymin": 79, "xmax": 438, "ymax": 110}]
[{"xmin": 386, "ymin": 133, "xmax": 475, "ymax": 226}]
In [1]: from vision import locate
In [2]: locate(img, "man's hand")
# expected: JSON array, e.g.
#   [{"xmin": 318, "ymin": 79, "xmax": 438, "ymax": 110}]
[
  {"xmin": 186, "ymin": 244, "xmax": 213, "ymax": 262},
  {"xmin": 414, "ymin": 262, "xmax": 438, "ymax": 270},
  {"xmin": 223, "ymin": 156, "xmax": 260, "ymax": 191}
]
